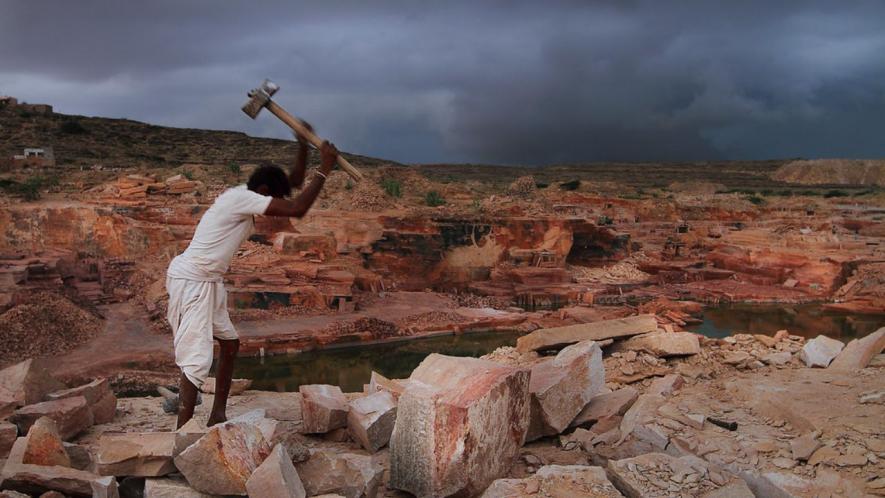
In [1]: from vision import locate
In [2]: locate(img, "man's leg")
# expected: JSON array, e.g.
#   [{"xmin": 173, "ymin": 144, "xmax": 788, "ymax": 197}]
[
  {"xmin": 177, "ymin": 373, "xmax": 199, "ymax": 429},
  {"xmin": 207, "ymin": 338, "xmax": 239, "ymax": 426}
]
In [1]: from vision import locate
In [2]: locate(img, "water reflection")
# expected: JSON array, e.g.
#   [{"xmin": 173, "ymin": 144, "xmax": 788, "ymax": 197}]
[{"xmin": 688, "ymin": 304, "xmax": 883, "ymax": 341}]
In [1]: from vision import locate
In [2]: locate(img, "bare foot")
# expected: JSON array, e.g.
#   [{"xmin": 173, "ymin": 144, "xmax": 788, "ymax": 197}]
[{"xmin": 206, "ymin": 414, "xmax": 227, "ymax": 427}]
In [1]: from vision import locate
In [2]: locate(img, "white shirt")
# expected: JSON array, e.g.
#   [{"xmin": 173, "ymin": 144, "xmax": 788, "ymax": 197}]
[{"xmin": 167, "ymin": 185, "xmax": 273, "ymax": 282}]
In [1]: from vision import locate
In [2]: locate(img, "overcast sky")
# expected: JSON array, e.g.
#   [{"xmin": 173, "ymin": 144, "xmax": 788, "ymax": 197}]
[{"xmin": 2, "ymin": 1, "xmax": 884, "ymax": 165}]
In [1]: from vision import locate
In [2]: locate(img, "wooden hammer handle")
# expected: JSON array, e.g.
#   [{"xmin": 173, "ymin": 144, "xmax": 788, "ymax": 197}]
[{"xmin": 266, "ymin": 100, "xmax": 364, "ymax": 181}]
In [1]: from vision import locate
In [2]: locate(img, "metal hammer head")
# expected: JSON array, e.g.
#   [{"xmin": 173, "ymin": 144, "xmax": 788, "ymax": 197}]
[{"xmin": 242, "ymin": 79, "xmax": 280, "ymax": 119}]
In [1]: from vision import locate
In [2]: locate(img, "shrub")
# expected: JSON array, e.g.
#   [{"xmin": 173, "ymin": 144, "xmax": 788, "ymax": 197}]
[
  {"xmin": 746, "ymin": 195, "xmax": 765, "ymax": 205},
  {"xmin": 380, "ymin": 178, "xmax": 402, "ymax": 198},
  {"xmin": 59, "ymin": 120, "xmax": 87, "ymax": 134},
  {"xmin": 226, "ymin": 162, "xmax": 241, "ymax": 175},
  {"xmin": 0, "ymin": 176, "xmax": 54, "ymax": 200},
  {"xmin": 182, "ymin": 170, "xmax": 194, "ymax": 180},
  {"xmin": 345, "ymin": 179, "xmax": 353, "ymax": 191},
  {"xmin": 425, "ymin": 190, "xmax": 446, "ymax": 207},
  {"xmin": 559, "ymin": 179, "xmax": 580, "ymax": 191}
]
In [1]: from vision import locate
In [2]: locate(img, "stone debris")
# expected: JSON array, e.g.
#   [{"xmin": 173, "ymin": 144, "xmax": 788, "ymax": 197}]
[
  {"xmin": 482, "ymin": 464, "xmax": 623, "ymax": 497},
  {"xmin": 571, "ymin": 386, "xmax": 638, "ymax": 429},
  {"xmin": 829, "ymin": 326, "xmax": 885, "ymax": 370},
  {"xmin": 606, "ymin": 452, "xmax": 754, "ymax": 498},
  {"xmin": 300, "ymin": 384, "xmax": 349, "ymax": 434},
  {"xmin": 617, "ymin": 332, "xmax": 700, "ymax": 357},
  {"xmin": 616, "ymin": 394, "xmax": 665, "ymax": 446},
  {"xmin": 63, "ymin": 442, "xmax": 93, "ymax": 471},
  {"xmin": 646, "ymin": 374, "xmax": 684, "ymax": 397},
  {"xmin": 295, "ymin": 449, "xmax": 383, "ymax": 498},
  {"xmin": 245, "ymin": 443, "xmax": 307, "ymax": 498},
  {"xmin": 347, "ymin": 390, "xmax": 397, "ymax": 453},
  {"xmin": 790, "ymin": 431, "xmax": 822, "ymax": 462},
  {"xmin": 798, "ymin": 334, "xmax": 844, "ymax": 367},
  {"xmin": 10, "ymin": 396, "xmax": 94, "ymax": 441},
  {"xmin": 516, "ymin": 315, "xmax": 658, "ymax": 352},
  {"xmin": 389, "ymin": 354, "xmax": 531, "ymax": 497},
  {"xmin": 200, "ymin": 377, "xmax": 252, "ymax": 395},
  {"xmin": 95, "ymin": 432, "xmax": 176, "ymax": 477},
  {"xmin": 143, "ymin": 476, "xmax": 218, "ymax": 497},
  {"xmin": 18, "ymin": 417, "xmax": 69, "ymax": 468},
  {"xmin": 173, "ymin": 421, "xmax": 271, "ymax": 495},
  {"xmin": 761, "ymin": 351, "xmax": 792, "ymax": 366},
  {"xmin": 0, "ymin": 360, "xmax": 65, "ymax": 418},
  {"xmin": 526, "ymin": 340, "xmax": 604, "ymax": 441}
]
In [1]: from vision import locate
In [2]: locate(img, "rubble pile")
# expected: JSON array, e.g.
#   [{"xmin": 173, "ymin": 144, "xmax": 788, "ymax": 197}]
[{"xmin": 321, "ymin": 317, "xmax": 400, "ymax": 341}]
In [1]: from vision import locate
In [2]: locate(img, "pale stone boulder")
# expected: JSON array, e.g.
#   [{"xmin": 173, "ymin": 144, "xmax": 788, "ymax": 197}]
[
  {"xmin": 172, "ymin": 418, "xmax": 209, "ymax": 457},
  {"xmin": 300, "ymin": 385, "xmax": 349, "ymax": 434},
  {"xmin": 96, "ymin": 432, "xmax": 176, "ymax": 477},
  {"xmin": 47, "ymin": 378, "xmax": 118, "ymax": 425},
  {"xmin": 526, "ymin": 340, "xmax": 604, "ymax": 441},
  {"xmin": 482, "ymin": 465, "xmax": 622, "ymax": 497},
  {"xmin": 367, "ymin": 371, "xmax": 408, "ymax": 399},
  {"xmin": 647, "ymin": 374, "xmax": 684, "ymax": 397},
  {"xmin": 10, "ymin": 396, "xmax": 93, "ymax": 441},
  {"xmin": 517, "ymin": 314, "xmax": 657, "ymax": 352},
  {"xmin": 295, "ymin": 449, "xmax": 383, "ymax": 498},
  {"xmin": 798, "ymin": 335, "xmax": 845, "ymax": 367},
  {"xmin": 144, "ymin": 476, "xmax": 219, "ymax": 497},
  {"xmin": 20, "ymin": 417, "xmax": 70, "ymax": 467},
  {"xmin": 347, "ymin": 390, "xmax": 397, "ymax": 453},
  {"xmin": 618, "ymin": 332, "xmax": 700, "ymax": 357},
  {"xmin": 0, "ymin": 359, "xmax": 65, "ymax": 417},
  {"xmin": 607, "ymin": 452, "xmax": 754, "ymax": 498},
  {"xmin": 246, "ymin": 443, "xmax": 306, "ymax": 498},
  {"xmin": 389, "ymin": 354, "xmax": 531, "ymax": 498},
  {"xmin": 1, "ymin": 436, "xmax": 119, "ymax": 497},
  {"xmin": 572, "ymin": 387, "xmax": 639, "ymax": 430},
  {"xmin": 829, "ymin": 327, "xmax": 885, "ymax": 370},
  {"xmin": 174, "ymin": 421, "xmax": 271, "ymax": 495}
]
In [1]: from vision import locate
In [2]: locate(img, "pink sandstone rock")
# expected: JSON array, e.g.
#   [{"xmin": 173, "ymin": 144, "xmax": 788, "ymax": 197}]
[
  {"xmin": 619, "ymin": 331, "xmax": 700, "ymax": 357},
  {"xmin": 300, "ymin": 385, "xmax": 349, "ymax": 434},
  {"xmin": 829, "ymin": 327, "xmax": 885, "ymax": 370},
  {"xmin": 798, "ymin": 335, "xmax": 844, "ymax": 367},
  {"xmin": 46, "ymin": 378, "xmax": 109, "ymax": 404},
  {"xmin": 482, "ymin": 465, "xmax": 622, "ymax": 497},
  {"xmin": 0, "ymin": 360, "xmax": 65, "ymax": 418},
  {"xmin": 91, "ymin": 392, "xmax": 118, "ymax": 424},
  {"xmin": 347, "ymin": 390, "xmax": 397, "ymax": 453},
  {"xmin": 570, "ymin": 386, "xmax": 639, "ymax": 429},
  {"xmin": 294, "ymin": 449, "xmax": 382, "ymax": 498},
  {"xmin": 389, "ymin": 354, "xmax": 531, "ymax": 497},
  {"xmin": 10, "ymin": 396, "xmax": 93, "ymax": 441},
  {"xmin": 516, "ymin": 315, "xmax": 658, "ymax": 352},
  {"xmin": 1, "ymin": 436, "xmax": 118, "ymax": 497},
  {"xmin": 19, "ymin": 417, "xmax": 70, "ymax": 468},
  {"xmin": 0, "ymin": 421, "xmax": 17, "ymax": 458},
  {"xmin": 246, "ymin": 443, "xmax": 306, "ymax": 498},
  {"xmin": 526, "ymin": 340, "xmax": 604, "ymax": 441},
  {"xmin": 96, "ymin": 432, "xmax": 176, "ymax": 477}
]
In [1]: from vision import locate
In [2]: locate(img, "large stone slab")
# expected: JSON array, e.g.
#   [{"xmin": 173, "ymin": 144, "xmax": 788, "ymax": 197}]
[
  {"xmin": 482, "ymin": 465, "xmax": 622, "ymax": 497},
  {"xmin": 0, "ymin": 421, "xmax": 17, "ymax": 458},
  {"xmin": 617, "ymin": 332, "xmax": 700, "ymax": 357},
  {"xmin": 798, "ymin": 335, "xmax": 844, "ymax": 367},
  {"xmin": 96, "ymin": 432, "xmax": 176, "ymax": 477},
  {"xmin": 246, "ymin": 443, "xmax": 306, "ymax": 498},
  {"xmin": 144, "ymin": 476, "xmax": 220, "ymax": 497},
  {"xmin": 295, "ymin": 449, "xmax": 383, "ymax": 498},
  {"xmin": 300, "ymin": 385, "xmax": 348, "ymax": 434},
  {"xmin": 829, "ymin": 327, "xmax": 885, "ymax": 370},
  {"xmin": 91, "ymin": 392, "xmax": 118, "ymax": 424},
  {"xmin": 526, "ymin": 340, "xmax": 604, "ymax": 441},
  {"xmin": 200, "ymin": 377, "xmax": 252, "ymax": 396},
  {"xmin": 0, "ymin": 360, "xmax": 65, "ymax": 417},
  {"xmin": 1, "ymin": 437, "xmax": 118, "ymax": 497},
  {"xmin": 19, "ymin": 417, "xmax": 69, "ymax": 467},
  {"xmin": 10, "ymin": 396, "xmax": 93, "ymax": 441},
  {"xmin": 367, "ymin": 371, "xmax": 408, "ymax": 400},
  {"xmin": 46, "ymin": 378, "xmax": 109, "ymax": 404},
  {"xmin": 174, "ymin": 421, "xmax": 271, "ymax": 495},
  {"xmin": 607, "ymin": 453, "xmax": 753, "ymax": 498},
  {"xmin": 517, "ymin": 315, "xmax": 657, "ymax": 352},
  {"xmin": 347, "ymin": 391, "xmax": 397, "ymax": 453},
  {"xmin": 571, "ymin": 387, "xmax": 639, "ymax": 429},
  {"xmin": 389, "ymin": 354, "xmax": 531, "ymax": 497}
]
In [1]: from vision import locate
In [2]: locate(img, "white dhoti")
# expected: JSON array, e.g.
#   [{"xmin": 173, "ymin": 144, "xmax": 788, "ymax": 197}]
[{"xmin": 166, "ymin": 276, "xmax": 238, "ymax": 389}]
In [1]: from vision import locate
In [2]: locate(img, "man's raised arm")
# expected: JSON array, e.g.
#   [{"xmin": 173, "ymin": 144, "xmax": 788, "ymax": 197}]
[
  {"xmin": 288, "ymin": 122, "xmax": 314, "ymax": 190},
  {"xmin": 265, "ymin": 140, "xmax": 337, "ymax": 218}
]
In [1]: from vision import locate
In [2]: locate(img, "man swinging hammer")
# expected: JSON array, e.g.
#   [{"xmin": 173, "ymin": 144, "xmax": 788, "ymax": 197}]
[{"xmin": 166, "ymin": 126, "xmax": 335, "ymax": 428}]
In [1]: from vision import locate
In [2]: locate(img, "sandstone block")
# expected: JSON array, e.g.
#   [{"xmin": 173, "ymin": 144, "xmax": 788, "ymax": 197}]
[
  {"xmin": 482, "ymin": 465, "xmax": 622, "ymax": 497},
  {"xmin": 761, "ymin": 351, "xmax": 792, "ymax": 366},
  {"xmin": 46, "ymin": 378, "xmax": 109, "ymax": 405},
  {"xmin": 647, "ymin": 374, "xmax": 684, "ymax": 397},
  {"xmin": 0, "ymin": 360, "xmax": 65, "ymax": 416},
  {"xmin": 174, "ymin": 421, "xmax": 271, "ymax": 495},
  {"xmin": 0, "ymin": 421, "xmax": 17, "ymax": 458},
  {"xmin": 10, "ymin": 396, "xmax": 93, "ymax": 441},
  {"xmin": 607, "ymin": 452, "xmax": 754, "ymax": 498},
  {"xmin": 616, "ymin": 393, "xmax": 665, "ymax": 446},
  {"xmin": 246, "ymin": 443, "xmax": 306, "ymax": 498},
  {"xmin": 20, "ymin": 417, "xmax": 70, "ymax": 467},
  {"xmin": 517, "ymin": 314, "xmax": 657, "ymax": 352},
  {"xmin": 300, "ymin": 385, "xmax": 348, "ymax": 434},
  {"xmin": 526, "ymin": 340, "xmax": 604, "ymax": 441},
  {"xmin": 91, "ymin": 392, "xmax": 118, "ymax": 424},
  {"xmin": 96, "ymin": 432, "xmax": 176, "ymax": 477},
  {"xmin": 571, "ymin": 387, "xmax": 638, "ymax": 429},
  {"xmin": 790, "ymin": 432, "xmax": 822, "ymax": 462},
  {"xmin": 1, "ymin": 437, "xmax": 118, "ymax": 498},
  {"xmin": 618, "ymin": 332, "xmax": 700, "ymax": 357},
  {"xmin": 389, "ymin": 354, "xmax": 531, "ymax": 497},
  {"xmin": 143, "ymin": 476, "xmax": 219, "ymax": 497},
  {"xmin": 63, "ymin": 442, "xmax": 93, "ymax": 471},
  {"xmin": 829, "ymin": 327, "xmax": 885, "ymax": 370},
  {"xmin": 172, "ymin": 418, "xmax": 209, "ymax": 457},
  {"xmin": 367, "ymin": 371, "xmax": 408, "ymax": 399},
  {"xmin": 200, "ymin": 377, "xmax": 252, "ymax": 396},
  {"xmin": 295, "ymin": 449, "xmax": 383, "ymax": 498},
  {"xmin": 798, "ymin": 335, "xmax": 844, "ymax": 367},
  {"xmin": 347, "ymin": 391, "xmax": 396, "ymax": 453}
]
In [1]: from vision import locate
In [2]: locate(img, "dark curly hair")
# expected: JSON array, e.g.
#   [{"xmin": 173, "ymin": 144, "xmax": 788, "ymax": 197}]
[{"xmin": 247, "ymin": 163, "xmax": 291, "ymax": 198}]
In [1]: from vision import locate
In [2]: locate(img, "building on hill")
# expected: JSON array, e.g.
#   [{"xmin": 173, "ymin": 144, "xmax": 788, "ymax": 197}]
[
  {"xmin": 0, "ymin": 96, "xmax": 18, "ymax": 108},
  {"xmin": 11, "ymin": 147, "xmax": 55, "ymax": 168},
  {"xmin": 0, "ymin": 96, "xmax": 52, "ymax": 114}
]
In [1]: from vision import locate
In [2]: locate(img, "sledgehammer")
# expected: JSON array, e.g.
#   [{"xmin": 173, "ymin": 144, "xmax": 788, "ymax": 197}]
[{"xmin": 242, "ymin": 79, "xmax": 364, "ymax": 182}]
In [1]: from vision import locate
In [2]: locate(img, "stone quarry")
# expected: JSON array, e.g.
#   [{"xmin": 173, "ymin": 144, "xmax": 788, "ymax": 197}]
[{"xmin": 1, "ymin": 102, "xmax": 883, "ymax": 496}]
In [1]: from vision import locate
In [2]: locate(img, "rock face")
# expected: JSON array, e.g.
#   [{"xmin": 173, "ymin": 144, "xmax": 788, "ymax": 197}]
[
  {"xmin": 571, "ymin": 387, "xmax": 638, "ymax": 429},
  {"xmin": 174, "ymin": 421, "xmax": 271, "ymax": 495},
  {"xmin": 0, "ymin": 360, "xmax": 64, "ymax": 417},
  {"xmin": 245, "ymin": 443, "xmax": 306, "ymax": 498},
  {"xmin": 300, "ymin": 385, "xmax": 349, "ymax": 434},
  {"xmin": 19, "ymin": 417, "xmax": 70, "ymax": 467},
  {"xmin": 829, "ymin": 327, "xmax": 885, "ymax": 370},
  {"xmin": 526, "ymin": 340, "xmax": 604, "ymax": 441},
  {"xmin": 607, "ymin": 452, "xmax": 754, "ymax": 498},
  {"xmin": 295, "ymin": 450, "xmax": 383, "ymax": 498},
  {"xmin": 347, "ymin": 390, "xmax": 397, "ymax": 453},
  {"xmin": 517, "ymin": 314, "xmax": 657, "ymax": 352},
  {"xmin": 482, "ymin": 465, "xmax": 622, "ymax": 497},
  {"xmin": 618, "ymin": 332, "xmax": 700, "ymax": 357},
  {"xmin": 798, "ymin": 335, "xmax": 845, "ymax": 367},
  {"xmin": 96, "ymin": 432, "xmax": 176, "ymax": 477},
  {"xmin": 10, "ymin": 396, "xmax": 93, "ymax": 441},
  {"xmin": 389, "ymin": 354, "xmax": 531, "ymax": 498}
]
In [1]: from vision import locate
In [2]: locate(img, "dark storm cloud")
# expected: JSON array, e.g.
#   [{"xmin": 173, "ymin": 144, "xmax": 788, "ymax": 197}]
[{"xmin": 2, "ymin": 1, "xmax": 884, "ymax": 164}]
